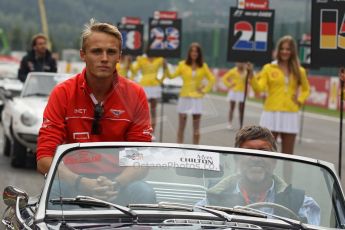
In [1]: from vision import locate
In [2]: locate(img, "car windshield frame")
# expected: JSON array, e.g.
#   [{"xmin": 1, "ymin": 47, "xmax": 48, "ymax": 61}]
[
  {"xmin": 35, "ymin": 142, "xmax": 345, "ymax": 229},
  {"xmin": 20, "ymin": 72, "xmax": 70, "ymax": 98}
]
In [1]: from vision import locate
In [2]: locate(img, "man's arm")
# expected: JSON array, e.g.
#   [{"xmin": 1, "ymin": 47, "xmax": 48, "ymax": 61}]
[
  {"xmin": 114, "ymin": 166, "xmax": 149, "ymax": 187},
  {"xmin": 37, "ymin": 157, "xmax": 53, "ymax": 174},
  {"xmin": 49, "ymin": 56, "xmax": 58, "ymax": 73},
  {"xmin": 18, "ymin": 56, "xmax": 29, "ymax": 83},
  {"xmin": 36, "ymin": 84, "xmax": 68, "ymax": 174},
  {"xmin": 125, "ymin": 86, "xmax": 152, "ymax": 142},
  {"xmin": 298, "ymin": 196, "xmax": 321, "ymax": 225}
]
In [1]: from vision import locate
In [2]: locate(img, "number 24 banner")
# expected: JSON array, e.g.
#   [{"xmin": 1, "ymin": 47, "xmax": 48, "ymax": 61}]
[
  {"xmin": 311, "ymin": 0, "xmax": 345, "ymax": 67},
  {"xmin": 147, "ymin": 18, "xmax": 182, "ymax": 58},
  {"xmin": 227, "ymin": 7, "xmax": 275, "ymax": 65}
]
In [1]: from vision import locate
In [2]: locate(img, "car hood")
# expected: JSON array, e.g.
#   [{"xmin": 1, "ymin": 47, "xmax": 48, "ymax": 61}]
[
  {"xmin": 13, "ymin": 97, "xmax": 48, "ymax": 115},
  {"xmin": 0, "ymin": 78, "xmax": 23, "ymax": 91}
]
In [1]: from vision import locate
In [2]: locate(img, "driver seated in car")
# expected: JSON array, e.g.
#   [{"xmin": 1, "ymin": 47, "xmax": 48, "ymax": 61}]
[{"xmin": 200, "ymin": 125, "xmax": 320, "ymax": 225}]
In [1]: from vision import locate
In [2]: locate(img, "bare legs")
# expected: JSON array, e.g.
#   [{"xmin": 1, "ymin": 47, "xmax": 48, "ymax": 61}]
[
  {"xmin": 228, "ymin": 101, "xmax": 236, "ymax": 125},
  {"xmin": 192, "ymin": 114, "xmax": 201, "ymax": 144},
  {"xmin": 177, "ymin": 113, "xmax": 202, "ymax": 145},
  {"xmin": 149, "ymin": 99, "xmax": 157, "ymax": 134},
  {"xmin": 271, "ymin": 131, "xmax": 296, "ymax": 182},
  {"xmin": 177, "ymin": 113, "xmax": 187, "ymax": 144},
  {"xmin": 228, "ymin": 101, "xmax": 244, "ymax": 129},
  {"xmin": 280, "ymin": 133, "xmax": 296, "ymax": 154}
]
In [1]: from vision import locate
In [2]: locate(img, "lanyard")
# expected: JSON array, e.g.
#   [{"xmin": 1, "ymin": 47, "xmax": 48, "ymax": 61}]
[
  {"xmin": 240, "ymin": 187, "xmax": 267, "ymax": 205},
  {"xmin": 89, "ymin": 93, "xmax": 104, "ymax": 106}
]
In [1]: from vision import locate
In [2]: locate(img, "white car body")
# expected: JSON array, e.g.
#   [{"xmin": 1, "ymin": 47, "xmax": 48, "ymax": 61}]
[
  {"xmin": 0, "ymin": 62, "xmax": 23, "ymax": 108},
  {"xmin": 2, "ymin": 96, "xmax": 47, "ymax": 151},
  {"xmin": 1, "ymin": 72, "xmax": 71, "ymax": 167}
]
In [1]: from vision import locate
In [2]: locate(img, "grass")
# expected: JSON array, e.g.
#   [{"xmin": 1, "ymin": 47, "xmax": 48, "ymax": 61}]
[{"xmin": 211, "ymin": 92, "xmax": 342, "ymax": 118}]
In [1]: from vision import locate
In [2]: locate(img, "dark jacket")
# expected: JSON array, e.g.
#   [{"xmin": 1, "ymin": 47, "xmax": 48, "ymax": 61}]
[
  {"xmin": 18, "ymin": 50, "xmax": 57, "ymax": 83},
  {"xmin": 207, "ymin": 174, "xmax": 305, "ymax": 219}
]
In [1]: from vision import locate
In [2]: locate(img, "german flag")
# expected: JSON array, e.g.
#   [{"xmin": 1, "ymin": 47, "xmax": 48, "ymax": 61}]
[{"xmin": 320, "ymin": 10, "xmax": 337, "ymax": 49}]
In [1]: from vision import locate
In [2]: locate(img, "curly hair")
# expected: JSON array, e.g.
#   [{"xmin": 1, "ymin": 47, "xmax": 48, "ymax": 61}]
[{"xmin": 235, "ymin": 125, "xmax": 277, "ymax": 152}]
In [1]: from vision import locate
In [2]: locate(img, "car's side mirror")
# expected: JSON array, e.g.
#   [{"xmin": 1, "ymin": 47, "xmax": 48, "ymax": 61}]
[
  {"xmin": 0, "ymin": 87, "xmax": 13, "ymax": 100},
  {"xmin": 3, "ymin": 89, "xmax": 13, "ymax": 99},
  {"xmin": 3, "ymin": 186, "xmax": 28, "ymax": 209}
]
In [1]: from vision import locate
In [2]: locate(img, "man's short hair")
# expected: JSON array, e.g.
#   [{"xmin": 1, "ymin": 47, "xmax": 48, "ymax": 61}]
[
  {"xmin": 31, "ymin": 33, "xmax": 47, "ymax": 48},
  {"xmin": 235, "ymin": 125, "xmax": 277, "ymax": 152},
  {"xmin": 81, "ymin": 18, "xmax": 122, "ymax": 51}
]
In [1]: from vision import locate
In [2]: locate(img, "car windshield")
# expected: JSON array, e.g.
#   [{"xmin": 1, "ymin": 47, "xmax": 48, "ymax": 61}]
[
  {"xmin": 47, "ymin": 145, "xmax": 345, "ymax": 229},
  {"xmin": 21, "ymin": 73, "xmax": 69, "ymax": 97}
]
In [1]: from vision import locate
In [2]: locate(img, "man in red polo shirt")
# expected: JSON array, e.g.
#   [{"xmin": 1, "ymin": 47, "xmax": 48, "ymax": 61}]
[{"xmin": 37, "ymin": 19, "xmax": 154, "ymax": 204}]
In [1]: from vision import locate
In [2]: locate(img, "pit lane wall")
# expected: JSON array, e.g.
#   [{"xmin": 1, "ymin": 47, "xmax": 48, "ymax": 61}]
[{"xmin": 212, "ymin": 68, "xmax": 342, "ymax": 111}]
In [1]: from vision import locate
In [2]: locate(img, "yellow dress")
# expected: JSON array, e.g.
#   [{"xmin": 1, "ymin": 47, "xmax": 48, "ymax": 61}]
[
  {"xmin": 168, "ymin": 61, "xmax": 215, "ymax": 98},
  {"xmin": 131, "ymin": 56, "xmax": 164, "ymax": 86},
  {"xmin": 251, "ymin": 63, "xmax": 310, "ymax": 112}
]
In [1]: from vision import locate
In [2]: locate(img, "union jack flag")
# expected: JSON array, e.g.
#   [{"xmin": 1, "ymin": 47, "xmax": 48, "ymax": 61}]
[
  {"xmin": 165, "ymin": 27, "xmax": 180, "ymax": 50},
  {"xmin": 150, "ymin": 27, "xmax": 165, "ymax": 49}
]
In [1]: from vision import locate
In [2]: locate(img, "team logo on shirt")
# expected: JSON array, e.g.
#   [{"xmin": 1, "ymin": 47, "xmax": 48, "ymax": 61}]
[
  {"xmin": 74, "ymin": 108, "xmax": 87, "ymax": 115},
  {"xmin": 73, "ymin": 132, "xmax": 90, "ymax": 140},
  {"xmin": 143, "ymin": 126, "xmax": 153, "ymax": 136},
  {"xmin": 271, "ymin": 71, "xmax": 279, "ymax": 78},
  {"xmin": 110, "ymin": 109, "xmax": 125, "ymax": 118}
]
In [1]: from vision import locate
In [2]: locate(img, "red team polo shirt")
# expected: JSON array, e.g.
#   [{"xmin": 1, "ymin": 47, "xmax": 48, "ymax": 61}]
[{"xmin": 37, "ymin": 69, "xmax": 152, "ymax": 173}]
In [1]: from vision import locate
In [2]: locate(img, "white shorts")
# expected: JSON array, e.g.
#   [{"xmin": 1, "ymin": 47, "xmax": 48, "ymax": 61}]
[
  {"xmin": 260, "ymin": 111, "xmax": 300, "ymax": 134},
  {"xmin": 227, "ymin": 91, "xmax": 245, "ymax": 102},
  {"xmin": 144, "ymin": 86, "xmax": 161, "ymax": 99},
  {"xmin": 177, "ymin": 97, "xmax": 203, "ymax": 115}
]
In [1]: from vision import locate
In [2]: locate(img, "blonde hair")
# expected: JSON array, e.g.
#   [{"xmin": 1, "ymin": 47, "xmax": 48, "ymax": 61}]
[
  {"xmin": 276, "ymin": 35, "xmax": 301, "ymax": 84},
  {"xmin": 81, "ymin": 18, "xmax": 122, "ymax": 51}
]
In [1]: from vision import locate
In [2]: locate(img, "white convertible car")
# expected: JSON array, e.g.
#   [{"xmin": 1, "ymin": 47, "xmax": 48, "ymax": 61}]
[
  {"xmin": 3, "ymin": 142, "xmax": 345, "ymax": 229},
  {"xmin": 1, "ymin": 72, "xmax": 70, "ymax": 167}
]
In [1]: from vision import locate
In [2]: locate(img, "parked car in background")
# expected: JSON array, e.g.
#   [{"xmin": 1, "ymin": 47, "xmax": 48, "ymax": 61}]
[
  {"xmin": 162, "ymin": 77, "xmax": 182, "ymax": 103},
  {"xmin": 0, "ymin": 62, "xmax": 23, "ymax": 113},
  {"xmin": 2, "ymin": 142, "xmax": 345, "ymax": 229},
  {"xmin": 1, "ymin": 72, "xmax": 71, "ymax": 167}
]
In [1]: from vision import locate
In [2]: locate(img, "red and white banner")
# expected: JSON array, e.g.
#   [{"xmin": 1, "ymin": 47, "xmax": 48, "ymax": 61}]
[
  {"xmin": 305, "ymin": 76, "xmax": 329, "ymax": 108},
  {"xmin": 153, "ymin": 11, "xmax": 178, "ymax": 20},
  {"xmin": 237, "ymin": 0, "xmax": 269, "ymax": 10},
  {"xmin": 121, "ymin": 17, "xmax": 141, "ymax": 25}
]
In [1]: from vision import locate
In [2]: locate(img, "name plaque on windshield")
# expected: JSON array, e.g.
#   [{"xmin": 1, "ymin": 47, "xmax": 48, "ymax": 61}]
[{"xmin": 119, "ymin": 148, "xmax": 220, "ymax": 171}]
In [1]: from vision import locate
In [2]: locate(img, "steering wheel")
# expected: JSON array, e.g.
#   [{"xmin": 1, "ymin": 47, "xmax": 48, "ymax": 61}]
[{"xmin": 245, "ymin": 202, "xmax": 301, "ymax": 221}]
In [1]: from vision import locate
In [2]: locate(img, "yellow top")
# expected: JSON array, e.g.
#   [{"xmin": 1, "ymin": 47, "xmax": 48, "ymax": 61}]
[
  {"xmin": 116, "ymin": 62, "xmax": 133, "ymax": 78},
  {"xmin": 167, "ymin": 61, "xmax": 215, "ymax": 98},
  {"xmin": 131, "ymin": 56, "xmax": 164, "ymax": 86},
  {"xmin": 250, "ymin": 63, "xmax": 310, "ymax": 112},
  {"xmin": 222, "ymin": 67, "xmax": 247, "ymax": 92}
]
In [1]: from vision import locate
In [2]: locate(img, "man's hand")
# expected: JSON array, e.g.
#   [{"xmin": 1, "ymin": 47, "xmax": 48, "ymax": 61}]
[{"xmin": 79, "ymin": 176, "xmax": 120, "ymax": 200}]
